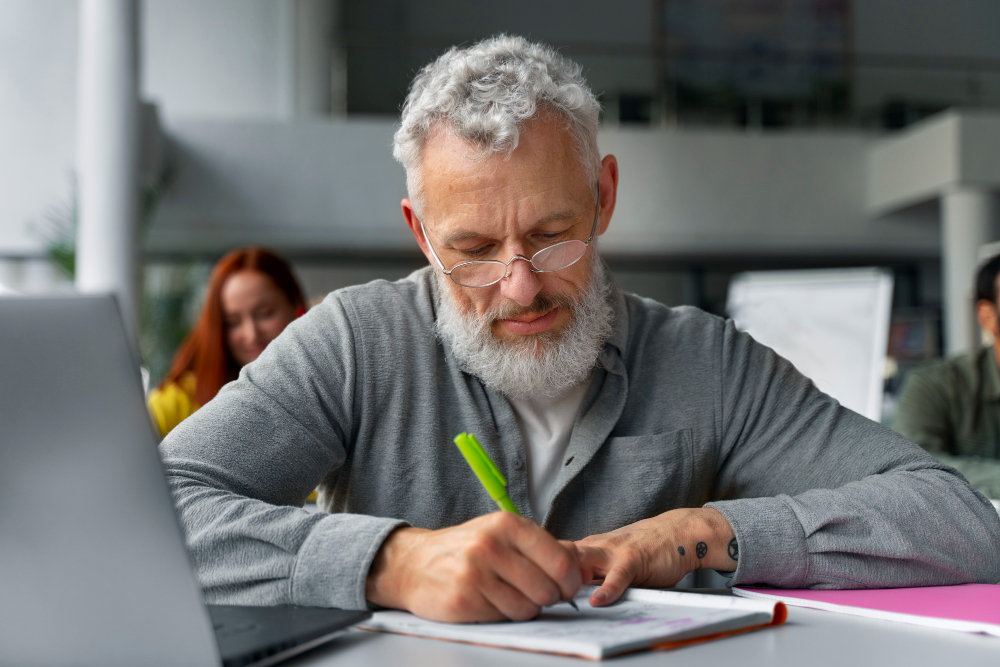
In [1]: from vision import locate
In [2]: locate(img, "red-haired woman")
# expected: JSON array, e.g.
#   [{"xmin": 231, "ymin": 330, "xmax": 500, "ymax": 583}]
[{"xmin": 148, "ymin": 247, "xmax": 307, "ymax": 439}]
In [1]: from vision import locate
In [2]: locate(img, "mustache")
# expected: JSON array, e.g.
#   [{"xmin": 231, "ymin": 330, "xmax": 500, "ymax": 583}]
[{"xmin": 481, "ymin": 292, "xmax": 578, "ymax": 324}]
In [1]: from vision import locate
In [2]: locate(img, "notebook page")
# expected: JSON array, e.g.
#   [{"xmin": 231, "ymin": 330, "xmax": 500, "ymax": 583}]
[{"xmin": 362, "ymin": 586, "xmax": 777, "ymax": 659}]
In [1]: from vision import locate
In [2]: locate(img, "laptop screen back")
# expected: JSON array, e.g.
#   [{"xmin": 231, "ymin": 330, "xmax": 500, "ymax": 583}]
[{"xmin": 0, "ymin": 295, "xmax": 219, "ymax": 667}]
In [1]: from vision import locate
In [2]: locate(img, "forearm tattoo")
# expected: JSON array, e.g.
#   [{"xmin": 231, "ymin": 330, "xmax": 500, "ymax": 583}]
[
  {"xmin": 695, "ymin": 542, "xmax": 708, "ymax": 559},
  {"xmin": 728, "ymin": 537, "xmax": 739, "ymax": 561},
  {"xmin": 677, "ymin": 545, "xmax": 685, "ymax": 556}
]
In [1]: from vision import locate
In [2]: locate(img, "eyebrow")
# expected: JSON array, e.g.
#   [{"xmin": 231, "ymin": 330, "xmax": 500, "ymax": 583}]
[{"xmin": 439, "ymin": 209, "xmax": 579, "ymax": 246}]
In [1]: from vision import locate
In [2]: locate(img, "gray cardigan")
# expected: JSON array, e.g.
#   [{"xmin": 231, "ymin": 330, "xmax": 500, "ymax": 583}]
[{"xmin": 160, "ymin": 267, "xmax": 1000, "ymax": 610}]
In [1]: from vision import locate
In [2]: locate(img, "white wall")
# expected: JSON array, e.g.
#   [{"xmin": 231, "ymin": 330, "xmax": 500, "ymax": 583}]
[
  {"xmin": 600, "ymin": 128, "xmax": 938, "ymax": 256},
  {"xmin": 146, "ymin": 118, "xmax": 410, "ymax": 253},
  {"xmin": 141, "ymin": 0, "xmax": 287, "ymax": 120},
  {"xmin": 147, "ymin": 118, "xmax": 939, "ymax": 258}
]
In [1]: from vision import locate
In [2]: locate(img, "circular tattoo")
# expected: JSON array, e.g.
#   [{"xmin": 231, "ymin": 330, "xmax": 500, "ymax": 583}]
[
  {"xmin": 677, "ymin": 545, "xmax": 685, "ymax": 556},
  {"xmin": 695, "ymin": 541, "xmax": 708, "ymax": 559},
  {"xmin": 728, "ymin": 537, "xmax": 739, "ymax": 561}
]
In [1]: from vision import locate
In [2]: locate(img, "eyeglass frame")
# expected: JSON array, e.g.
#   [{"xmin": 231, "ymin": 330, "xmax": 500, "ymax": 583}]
[{"xmin": 418, "ymin": 192, "xmax": 602, "ymax": 288}]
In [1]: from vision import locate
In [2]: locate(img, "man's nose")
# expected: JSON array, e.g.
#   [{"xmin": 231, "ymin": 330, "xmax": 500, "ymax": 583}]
[{"xmin": 499, "ymin": 256, "xmax": 543, "ymax": 307}]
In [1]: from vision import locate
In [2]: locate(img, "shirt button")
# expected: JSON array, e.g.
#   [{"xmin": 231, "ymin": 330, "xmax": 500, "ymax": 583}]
[{"xmin": 513, "ymin": 457, "xmax": 523, "ymax": 470}]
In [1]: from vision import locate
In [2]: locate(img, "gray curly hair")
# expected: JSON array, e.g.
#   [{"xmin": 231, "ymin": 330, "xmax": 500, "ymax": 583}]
[{"xmin": 392, "ymin": 35, "xmax": 602, "ymax": 214}]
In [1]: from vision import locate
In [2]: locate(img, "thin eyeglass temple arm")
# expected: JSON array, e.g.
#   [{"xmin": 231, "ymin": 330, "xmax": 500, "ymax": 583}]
[
  {"xmin": 585, "ymin": 190, "xmax": 602, "ymax": 245},
  {"xmin": 418, "ymin": 216, "xmax": 452, "ymax": 274}
]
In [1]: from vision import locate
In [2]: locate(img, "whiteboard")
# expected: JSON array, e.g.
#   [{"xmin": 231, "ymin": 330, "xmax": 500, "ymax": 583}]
[{"xmin": 726, "ymin": 268, "xmax": 894, "ymax": 421}]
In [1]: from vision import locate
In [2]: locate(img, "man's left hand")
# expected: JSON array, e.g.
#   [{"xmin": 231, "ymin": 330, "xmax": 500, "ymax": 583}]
[{"xmin": 574, "ymin": 507, "xmax": 737, "ymax": 607}]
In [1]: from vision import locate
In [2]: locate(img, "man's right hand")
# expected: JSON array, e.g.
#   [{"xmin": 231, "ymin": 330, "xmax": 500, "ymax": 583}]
[{"xmin": 365, "ymin": 512, "xmax": 589, "ymax": 623}]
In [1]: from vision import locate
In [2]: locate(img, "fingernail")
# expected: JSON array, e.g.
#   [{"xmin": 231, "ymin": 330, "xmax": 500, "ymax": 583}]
[{"xmin": 593, "ymin": 592, "xmax": 606, "ymax": 604}]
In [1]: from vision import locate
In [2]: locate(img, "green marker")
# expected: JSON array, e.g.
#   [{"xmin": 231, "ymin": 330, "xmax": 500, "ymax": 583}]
[
  {"xmin": 453, "ymin": 432, "xmax": 520, "ymax": 515},
  {"xmin": 453, "ymin": 433, "xmax": 580, "ymax": 612}
]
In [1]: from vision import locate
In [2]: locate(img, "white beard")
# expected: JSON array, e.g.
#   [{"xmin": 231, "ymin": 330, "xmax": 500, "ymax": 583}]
[{"xmin": 435, "ymin": 256, "xmax": 614, "ymax": 400}]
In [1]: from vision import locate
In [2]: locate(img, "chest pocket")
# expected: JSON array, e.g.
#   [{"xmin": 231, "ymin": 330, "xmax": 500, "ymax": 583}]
[{"xmin": 583, "ymin": 429, "xmax": 693, "ymax": 535}]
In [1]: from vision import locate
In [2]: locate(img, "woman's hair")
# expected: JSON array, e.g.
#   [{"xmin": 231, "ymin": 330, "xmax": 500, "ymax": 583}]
[{"xmin": 161, "ymin": 247, "xmax": 306, "ymax": 406}]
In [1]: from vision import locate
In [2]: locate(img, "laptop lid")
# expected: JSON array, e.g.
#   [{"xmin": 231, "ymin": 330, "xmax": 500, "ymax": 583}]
[{"xmin": 0, "ymin": 295, "xmax": 220, "ymax": 666}]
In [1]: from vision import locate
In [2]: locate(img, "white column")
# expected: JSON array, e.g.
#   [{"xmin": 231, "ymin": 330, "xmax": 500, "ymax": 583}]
[
  {"xmin": 76, "ymin": 0, "xmax": 140, "ymax": 343},
  {"xmin": 277, "ymin": 0, "xmax": 341, "ymax": 118},
  {"xmin": 941, "ymin": 186, "xmax": 1000, "ymax": 354}
]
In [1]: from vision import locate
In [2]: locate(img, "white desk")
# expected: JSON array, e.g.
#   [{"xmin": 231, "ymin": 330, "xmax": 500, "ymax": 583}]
[{"xmin": 285, "ymin": 602, "xmax": 1000, "ymax": 667}]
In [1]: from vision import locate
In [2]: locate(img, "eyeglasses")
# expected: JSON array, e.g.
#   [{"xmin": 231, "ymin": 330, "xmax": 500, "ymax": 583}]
[{"xmin": 419, "ymin": 194, "xmax": 601, "ymax": 288}]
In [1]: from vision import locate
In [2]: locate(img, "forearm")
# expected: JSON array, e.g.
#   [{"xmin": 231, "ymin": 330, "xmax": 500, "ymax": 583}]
[
  {"xmin": 716, "ymin": 323, "xmax": 1000, "ymax": 588},
  {"xmin": 158, "ymin": 348, "xmax": 394, "ymax": 608},
  {"xmin": 708, "ymin": 466, "xmax": 1000, "ymax": 589},
  {"xmin": 167, "ymin": 472, "xmax": 405, "ymax": 609},
  {"xmin": 663, "ymin": 507, "xmax": 737, "ymax": 574}
]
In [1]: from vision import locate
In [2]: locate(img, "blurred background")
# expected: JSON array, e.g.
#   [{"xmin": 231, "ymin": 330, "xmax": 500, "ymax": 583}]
[{"xmin": 3, "ymin": 0, "xmax": 1000, "ymax": 423}]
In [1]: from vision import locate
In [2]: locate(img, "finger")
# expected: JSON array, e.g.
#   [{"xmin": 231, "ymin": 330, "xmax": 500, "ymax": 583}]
[
  {"xmin": 433, "ymin": 589, "xmax": 509, "ymax": 624},
  {"xmin": 589, "ymin": 562, "xmax": 635, "ymax": 607},
  {"xmin": 493, "ymin": 551, "xmax": 563, "ymax": 608},
  {"xmin": 481, "ymin": 574, "xmax": 543, "ymax": 622},
  {"xmin": 508, "ymin": 521, "xmax": 584, "ymax": 600},
  {"xmin": 574, "ymin": 543, "xmax": 610, "ymax": 582},
  {"xmin": 559, "ymin": 540, "xmax": 594, "ymax": 585}
]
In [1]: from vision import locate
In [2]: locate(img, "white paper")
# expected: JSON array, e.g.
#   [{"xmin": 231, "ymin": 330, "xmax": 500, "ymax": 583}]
[
  {"xmin": 362, "ymin": 586, "xmax": 777, "ymax": 659},
  {"xmin": 726, "ymin": 268, "xmax": 894, "ymax": 421}
]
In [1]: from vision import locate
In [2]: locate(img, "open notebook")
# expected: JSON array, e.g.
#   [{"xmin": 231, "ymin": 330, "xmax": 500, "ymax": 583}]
[
  {"xmin": 361, "ymin": 586, "xmax": 786, "ymax": 660},
  {"xmin": 734, "ymin": 584, "xmax": 1000, "ymax": 637}
]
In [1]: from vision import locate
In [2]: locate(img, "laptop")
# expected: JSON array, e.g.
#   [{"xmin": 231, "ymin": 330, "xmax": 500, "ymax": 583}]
[{"xmin": 0, "ymin": 294, "xmax": 370, "ymax": 667}]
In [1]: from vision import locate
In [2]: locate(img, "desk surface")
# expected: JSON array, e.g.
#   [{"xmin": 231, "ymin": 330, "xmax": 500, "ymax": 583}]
[{"xmin": 286, "ymin": 603, "xmax": 999, "ymax": 667}]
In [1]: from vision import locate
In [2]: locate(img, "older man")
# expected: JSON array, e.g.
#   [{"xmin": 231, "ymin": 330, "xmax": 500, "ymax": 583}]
[{"xmin": 162, "ymin": 36, "xmax": 1000, "ymax": 624}]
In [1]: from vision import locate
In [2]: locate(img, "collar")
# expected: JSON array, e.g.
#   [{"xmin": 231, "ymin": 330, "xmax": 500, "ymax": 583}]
[{"xmin": 596, "ymin": 260, "xmax": 629, "ymax": 378}]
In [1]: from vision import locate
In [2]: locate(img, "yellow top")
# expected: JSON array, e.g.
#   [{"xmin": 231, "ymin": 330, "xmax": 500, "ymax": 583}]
[{"xmin": 147, "ymin": 372, "xmax": 199, "ymax": 440}]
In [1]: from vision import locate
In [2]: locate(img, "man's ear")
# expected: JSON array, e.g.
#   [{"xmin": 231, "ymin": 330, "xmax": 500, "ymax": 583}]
[
  {"xmin": 597, "ymin": 155, "xmax": 619, "ymax": 237},
  {"xmin": 976, "ymin": 299, "xmax": 1000, "ymax": 343},
  {"xmin": 402, "ymin": 198, "xmax": 435, "ymax": 266}
]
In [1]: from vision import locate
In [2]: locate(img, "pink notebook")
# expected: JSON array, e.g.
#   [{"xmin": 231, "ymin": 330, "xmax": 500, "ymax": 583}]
[{"xmin": 734, "ymin": 584, "xmax": 1000, "ymax": 637}]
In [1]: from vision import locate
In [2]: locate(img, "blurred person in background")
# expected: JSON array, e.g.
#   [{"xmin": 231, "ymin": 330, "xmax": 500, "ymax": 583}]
[
  {"xmin": 894, "ymin": 254, "xmax": 1000, "ymax": 499},
  {"xmin": 148, "ymin": 247, "xmax": 306, "ymax": 439}
]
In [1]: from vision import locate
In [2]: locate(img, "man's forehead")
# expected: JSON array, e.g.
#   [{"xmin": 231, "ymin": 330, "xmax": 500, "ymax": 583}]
[
  {"xmin": 434, "ymin": 205, "xmax": 581, "ymax": 243},
  {"xmin": 418, "ymin": 118, "xmax": 591, "ymax": 232}
]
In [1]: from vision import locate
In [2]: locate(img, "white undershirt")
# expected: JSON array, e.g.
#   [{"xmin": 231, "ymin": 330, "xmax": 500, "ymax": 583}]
[{"xmin": 507, "ymin": 379, "xmax": 591, "ymax": 521}]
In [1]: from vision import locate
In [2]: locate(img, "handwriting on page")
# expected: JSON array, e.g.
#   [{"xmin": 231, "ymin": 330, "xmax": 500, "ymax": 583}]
[
  {"xmin": 363, "ymin": 587, "xmax": 778, "ymax": 659},
  {"xmin": 374, "ymin": 597, "xmax": 744, "ymax": 644}
]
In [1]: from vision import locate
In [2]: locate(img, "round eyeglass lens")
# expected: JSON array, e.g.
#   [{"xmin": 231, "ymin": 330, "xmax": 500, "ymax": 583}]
[
  {"xmin": 531, "ymin": 240, "xmax": 587, "ymax": 271},
  {"xmin": 450, "ymin": 261, "xmax": 507, "ymax": 287}
]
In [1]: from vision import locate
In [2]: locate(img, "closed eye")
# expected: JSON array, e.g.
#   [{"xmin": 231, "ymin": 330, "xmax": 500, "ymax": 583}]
[
  {"xmin": 534, "ymin": 230, "xmax": 570, "ymax": 245},
  {"xmin": 461, "ymin": 244, "xmax": 495, "ymax": 258}
]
